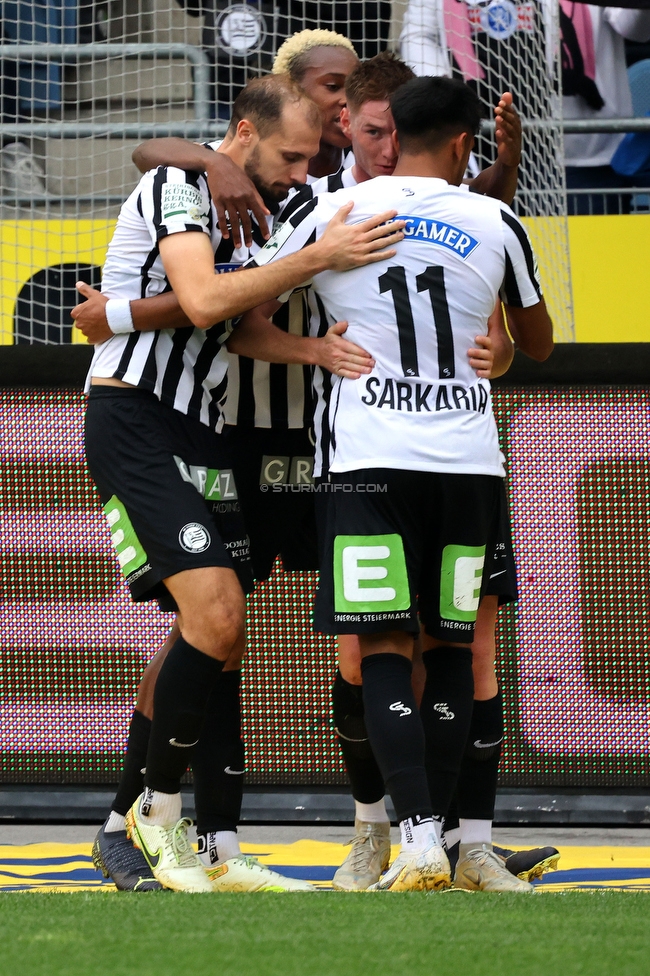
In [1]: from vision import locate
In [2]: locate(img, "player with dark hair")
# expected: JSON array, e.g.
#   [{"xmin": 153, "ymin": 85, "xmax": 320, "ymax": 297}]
[
  {"xmin": 325, "ymin": 52, "xmax": 557, "ymax": 894},
  {"xmin": 82, "ymin": 72, "xmax": 404, "ymax": 893},
  {"xmin": 235, "ymin": 53, "xmax": 557, "ymax": 892},
  {"xmin": 238, "ymin": 73, "xmax": 553, "ymax": 891}
]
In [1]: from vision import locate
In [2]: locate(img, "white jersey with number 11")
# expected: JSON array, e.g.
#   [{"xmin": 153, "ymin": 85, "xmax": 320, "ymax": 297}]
[{"xmin": 252, "ymin": 175, "xmax": 543, "ymax": 476}]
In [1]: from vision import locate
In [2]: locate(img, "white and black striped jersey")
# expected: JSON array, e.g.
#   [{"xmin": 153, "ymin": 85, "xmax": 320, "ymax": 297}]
[
  {"xmin": 250, "ymin": 175, "xmax": 543, "ymax": 477},
  {"xmin": 86, "ymin": 145, "xmax": 269, "ymax": 429},
  {"xmin": 304, "ymin": 147, "xmax": 355, "ymax": 185},
  {"xmin": 222, "ymin": 166, "xmax": 356, "ymax": 431}
]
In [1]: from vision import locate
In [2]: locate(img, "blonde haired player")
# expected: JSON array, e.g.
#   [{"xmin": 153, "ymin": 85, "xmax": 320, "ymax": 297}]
[{"xmin": 273, "ymin": 29, "xmax": 359, "ymax": 180}]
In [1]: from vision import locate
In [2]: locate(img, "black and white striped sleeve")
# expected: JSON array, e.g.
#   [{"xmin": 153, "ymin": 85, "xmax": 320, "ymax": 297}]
[
  {"xmin": 499, "ymin": 207, "xmax": 543, "ymax": 308},
  {"xmin": 141, "ymin": 165, "xmax": 212, "ymax": 244},
  {"xmin": 246, "ymin": 196, "xmax": 319, "ymax": 270}
]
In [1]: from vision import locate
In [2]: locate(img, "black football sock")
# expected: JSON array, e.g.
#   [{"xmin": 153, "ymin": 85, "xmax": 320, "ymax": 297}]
[
  {"xmin": 457, "ymin": 691, "xmax": 503, "ymax": 822},
  {"xmin": 111, "ymin": 709, "xmax": 151, "ymax": 817},
  {"xmin": 193, "ymin": 670, "xmax": 244, "ymax": 836},
  {"xmin": 420, "ymin": 646, "xmax": 474, "ymax": 822},
  {"xmin": 360, "ymin": 653, "xmax": 431, "ymax": 824},
  {"xmin": 332, "ymin": 669, "xmax": 386, "ymax": 805},
  {"xmin": 144, "ymin": 636, "xmax": 223, "ymax": 795},
  {"xmin": 443, "ymin": 796, "xmax": 460, "ymax": 836}
]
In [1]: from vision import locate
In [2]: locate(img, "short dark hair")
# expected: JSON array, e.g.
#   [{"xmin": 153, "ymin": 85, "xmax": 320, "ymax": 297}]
[
  {"xmin": 390, "ymin": 76, "xmax": 483, "ymax": 153},
  {"xmin": 345, "ymin": 52, "xmax": 415, "ymax": 111},
  {"xmin": 228, "ymin": 75, "xmax": 320, "ymax": 138}
]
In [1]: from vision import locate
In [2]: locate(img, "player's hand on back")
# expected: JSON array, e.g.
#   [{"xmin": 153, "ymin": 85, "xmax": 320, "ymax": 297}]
[
  {"xmin": 495, "ymin": 92, "xmax": 521, "ymax": 170},
  {"xmin": 205, "ymin": 152, "xmax": 270, "ymax": 249},
  {"xmin": 467, "ymin": 334, "xmax": 495, "ymax": 378},
  {"xmin": 318, "ymin": 321, "xmax": 375, "ymax": 379},
  {"xmin": 71, "ymin": 282, "xmax": 112, "ymax": 344},
  {"xmin": 316, "ymin": 203, "xmax": 405, "ymax": 272}
]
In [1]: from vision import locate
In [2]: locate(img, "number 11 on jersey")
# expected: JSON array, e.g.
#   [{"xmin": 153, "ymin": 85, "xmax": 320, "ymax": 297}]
[{"xmin": 378, "ymin": 265, "xmax": 455, "ymax": 380}]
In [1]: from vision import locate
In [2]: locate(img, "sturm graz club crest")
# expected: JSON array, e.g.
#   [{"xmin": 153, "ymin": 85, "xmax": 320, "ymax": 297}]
[
  {"xmin": 216, "ymin": 4, "xmax": 266, "ymax": 57},
  {"xmin": 179, "ymin": 522, "xmax": 211, "ymax": 553}
]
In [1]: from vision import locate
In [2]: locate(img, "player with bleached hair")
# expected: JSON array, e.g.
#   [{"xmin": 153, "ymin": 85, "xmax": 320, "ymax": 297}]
[{"xmin": 272, "ymin": 29, "xmax": 359, "ymax": 181}]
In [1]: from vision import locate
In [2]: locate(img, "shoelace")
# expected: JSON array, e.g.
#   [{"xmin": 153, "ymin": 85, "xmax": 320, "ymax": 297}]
[
  {"xmin": 346, "ymin": 830, "xmax": 381, "ymax": 871},
  {"xmin": 467, "ymin": 847, "xmax": 503, "ymax": 871},
  {"xmin": 169, "ymin": 818, "xmax": 199, "ymax": 868}
]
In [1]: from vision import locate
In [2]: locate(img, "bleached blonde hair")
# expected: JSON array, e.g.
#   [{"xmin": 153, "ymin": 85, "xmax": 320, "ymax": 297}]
[{"xmin": 272, "ymin": 29, "xmax": 357, "ymax": 80}]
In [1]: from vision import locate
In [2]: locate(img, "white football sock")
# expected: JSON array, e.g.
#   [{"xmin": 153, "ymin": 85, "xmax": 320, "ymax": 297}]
[
  {"xmin": 355, "ymin": 799, "xmax": 389, "ymax": 824},
  {"xmin": 105, "ymin": 810, "xmax": 126, "ymax": 833},
  {"xmin": 399, "ymin": 816, "xmax": 437, "ymax": 855},
  {"xmin": 139, "ymin": 788, "xmax": 182, "ymax": 827},
  {"xmin": 459, "ymin": 818, "xmax": 492, "ymax": 846},
  {"xmin": 197, "ymin": 830, "xmax": 241, "ymax": 867}
]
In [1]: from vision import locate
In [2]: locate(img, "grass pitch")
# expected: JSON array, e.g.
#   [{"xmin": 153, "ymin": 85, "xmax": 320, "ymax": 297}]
[{"xmin": 2, "ymin": 891, "xmax": 648, "ymax": 976}]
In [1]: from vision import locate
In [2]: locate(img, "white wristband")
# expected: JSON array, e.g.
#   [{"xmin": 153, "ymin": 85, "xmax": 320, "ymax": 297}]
[{"xmin": 106, "ymin": 298, "xmax": 135, "ymax": 334}]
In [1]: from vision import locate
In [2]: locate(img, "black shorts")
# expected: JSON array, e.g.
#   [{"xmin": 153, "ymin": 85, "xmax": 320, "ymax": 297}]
[
  {"xmin": 221, "ymin": 425, "xmax": 319, "ymax": 582},
  {"xmin": 314, "ymin": 468, "xmax": 502, "ymax": 642},
  {"xmin": 483, "ymin": 480, "xmax": 518, "ymax": 605},
  {"xmin": 85, "ymin": 387, "xmax": 253, "ymax": 610}
]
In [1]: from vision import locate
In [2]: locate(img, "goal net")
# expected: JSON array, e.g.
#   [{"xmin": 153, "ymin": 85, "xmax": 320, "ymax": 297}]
[
  {"xmin": 0, "ymin": 0, "xmax": 571, "ymax": 342},
  {"xmin": 0, "ymin": 0, "xmax": 390, "ymax": 344},
  {"xmin": 398, "ymin": 0, "xmax": 574, "ymax": 340}
]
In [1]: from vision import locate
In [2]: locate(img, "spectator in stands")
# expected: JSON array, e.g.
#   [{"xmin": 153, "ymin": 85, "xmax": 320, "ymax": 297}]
[
  {"xmin": 400, "ymin": 0, "xmax": 540, "ymax": 110},
  {"xmin": 399, "ymin": 0, "xmax": 650, "ymax": 214},
  {"xmin": 561, "ymin": 3, "xmax": 650, "ymax": 213},
  {"xmin": 0, "ymin": 8, "xmax": 47, "ymax": 197}
]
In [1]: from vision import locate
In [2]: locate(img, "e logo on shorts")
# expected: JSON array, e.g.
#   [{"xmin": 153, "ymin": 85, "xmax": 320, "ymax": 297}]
[
  {"xmin": 333, "ymin": 534, "xmax": 410, "ymax": 612},
  {"xmin": 104, "ymin": 496, "xmax": 147, "ymax": 577},
  {"xmin": 179, "ymin": 522, "xmax": 211, "ymax": 553},
  {"xmin": 439, "ymin": 545, "xmax": 486, "ymax": 622}
]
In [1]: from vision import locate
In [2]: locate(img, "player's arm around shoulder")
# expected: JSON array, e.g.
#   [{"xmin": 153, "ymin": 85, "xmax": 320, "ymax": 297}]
[
  {"xmin": 498, "ymin": 204, "xmax": 553, "ymax": 362},
  {"xmin": 160, "ymin": 201, "xmax": 405, "ymax": 330},
  {"xmin": 132, "ymin": 137, "xmax": 269, "ymax": 248}
]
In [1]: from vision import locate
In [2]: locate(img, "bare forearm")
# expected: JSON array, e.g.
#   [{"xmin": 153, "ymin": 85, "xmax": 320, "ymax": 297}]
[
  {"xmin": 132, "ymin": 138, "xmax": 213, "ymax": 175},
  {"xmin": 469, "ymin": 161, "xmax": 518, "ymax": 206},
  {"xmin": 131, "ymin": 292, "xmax": 195, "ymax": 332},
  {"xmin": 160, "ymin": 203, "xmax": 405, "ymax": 329},
  {"xmin": 178, "ymin": 248, "xmax": 327, "ymax": 329},
  {"xmin": 228, "ymin": 312, "xmax": 318, "ymax": 364},
  {"xmin": 490, "ymin": 330, "xmax": 515, "ymax": 377},
  {"xmin": 505, "ymin": 301, "xmax": 554, "ymax": 361}
]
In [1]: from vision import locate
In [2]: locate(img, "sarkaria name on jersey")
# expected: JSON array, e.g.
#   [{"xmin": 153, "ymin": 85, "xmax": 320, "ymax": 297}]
[
  {"xmin": 396, "ymin": 215, "xmax": 479, "ymax": 259},
  {"xmin": 361, "ymin": 377, "xmax": 490, "ymax": 414}
]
